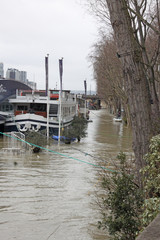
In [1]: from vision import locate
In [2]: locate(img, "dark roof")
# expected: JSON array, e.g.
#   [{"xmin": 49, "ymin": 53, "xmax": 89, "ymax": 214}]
[{"xmin": 0, "ymin": 79, "xmax": 32, "ymax": 103}]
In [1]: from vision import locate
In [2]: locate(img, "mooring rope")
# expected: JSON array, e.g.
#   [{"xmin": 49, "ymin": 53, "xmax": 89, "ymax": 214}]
[{"xmin": 0, "ymin": 131, "xmax": 117, "ymax": 173}]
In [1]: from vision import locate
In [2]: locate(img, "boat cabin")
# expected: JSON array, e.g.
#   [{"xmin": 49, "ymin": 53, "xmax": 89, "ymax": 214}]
[{"xmin": 9, "ymin": 89, "xmax": 77, "ymax": 119}]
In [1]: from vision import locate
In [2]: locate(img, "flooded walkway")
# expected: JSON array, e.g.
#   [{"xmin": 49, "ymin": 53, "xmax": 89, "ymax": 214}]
[{"xmin": 0, "ymin": 110, "xmax": 132, "ymax": 240}]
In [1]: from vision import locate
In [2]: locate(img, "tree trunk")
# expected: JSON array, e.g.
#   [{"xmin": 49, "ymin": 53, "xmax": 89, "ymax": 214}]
[{"xmin": 106, "ymin": 0, "xmax": 160, "ymax": 184}]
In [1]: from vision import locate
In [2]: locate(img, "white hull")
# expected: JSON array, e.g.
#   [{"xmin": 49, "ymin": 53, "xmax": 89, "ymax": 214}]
[
  {"xmin": 5, "ymin": 113, "xmax": 73, "ymax": 133},
  {"xmin": 113, "ymin": 117, "xmax": 122, "ymax": 122}
]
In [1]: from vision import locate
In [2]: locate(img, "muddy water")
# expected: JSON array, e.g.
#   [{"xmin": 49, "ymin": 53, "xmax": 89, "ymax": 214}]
[{"xmin": 0, "ymin": 110, "xmax": 132, "ymax": 240}]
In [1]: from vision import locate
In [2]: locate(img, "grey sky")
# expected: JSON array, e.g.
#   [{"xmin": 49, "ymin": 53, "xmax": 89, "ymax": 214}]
[{"xmin": 0, "ymin": 0, "xmax": 98, "ymax": 91}]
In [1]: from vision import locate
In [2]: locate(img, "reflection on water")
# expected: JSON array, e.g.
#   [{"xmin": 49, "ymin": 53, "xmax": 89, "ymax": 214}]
[{"xmin": 0, "ymin": 110, "xmax": 132, "ymax": 240}]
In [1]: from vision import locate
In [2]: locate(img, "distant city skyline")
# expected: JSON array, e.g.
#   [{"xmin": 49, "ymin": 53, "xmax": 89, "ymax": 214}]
[
  {"xmin": 1, "ymin": 62, "xmax": 96, "ymax": 93},
  {"xmin": 6, "ymin": 68, "xmax": 27, "ymax": 83},
  {"xmin": 0, "ymin": 63, "xmax": 36, "ymax": 90}
]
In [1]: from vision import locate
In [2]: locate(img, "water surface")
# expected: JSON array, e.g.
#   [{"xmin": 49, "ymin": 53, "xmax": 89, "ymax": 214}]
[{"xmin": 0, "ymin": 110, "xmax": 132, "ymax": 240}]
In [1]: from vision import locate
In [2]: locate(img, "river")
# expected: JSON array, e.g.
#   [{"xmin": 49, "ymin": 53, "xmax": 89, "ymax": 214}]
[{"xmin": 0, "ymin": 109, "xmax": 132, "ymax": 240}]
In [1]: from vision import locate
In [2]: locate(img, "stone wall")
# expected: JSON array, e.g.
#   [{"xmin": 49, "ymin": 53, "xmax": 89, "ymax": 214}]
[{"xmin": 136, "ymin": 214, "xmax": 160, "ymax": 240}]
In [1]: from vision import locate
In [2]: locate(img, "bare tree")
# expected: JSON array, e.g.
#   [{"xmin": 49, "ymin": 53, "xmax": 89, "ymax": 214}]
[
  {"xmin": 90, "ymin": 36, "xmax": 131, "ymax": 123},
  {"xmin": 88, "ymin": 0, "xmax": 160, "ymax": 184}
]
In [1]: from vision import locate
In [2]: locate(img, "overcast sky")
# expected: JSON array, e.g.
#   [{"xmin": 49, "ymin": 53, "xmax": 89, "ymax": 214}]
[{"xmin": 0, "ymin": 0, "xmax": 98, "ymax": 92}]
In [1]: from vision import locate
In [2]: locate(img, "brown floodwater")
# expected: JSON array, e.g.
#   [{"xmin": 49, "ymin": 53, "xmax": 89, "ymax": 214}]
[{"xmin": 0, "ymin": 109, "xmax": 132, "ymax": 240}]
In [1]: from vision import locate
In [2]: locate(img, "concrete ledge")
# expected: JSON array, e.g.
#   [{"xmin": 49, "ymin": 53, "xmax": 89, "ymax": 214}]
[{"xmin": 136, "ymin": 214, "xmax": 160, "ymax": 240}]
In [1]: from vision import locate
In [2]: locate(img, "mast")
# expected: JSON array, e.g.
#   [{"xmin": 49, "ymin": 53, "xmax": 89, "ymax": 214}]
[
  {"xmin": 45, "ymin": 54, "xmax": 49, "ymax": 141},
  {"xmin": 58, "ymin": 58, "xmax": 63, "ymax": 144},
  {"xmin": 84, "ymin": 79, "xmax": 87, "ymax": 119}
]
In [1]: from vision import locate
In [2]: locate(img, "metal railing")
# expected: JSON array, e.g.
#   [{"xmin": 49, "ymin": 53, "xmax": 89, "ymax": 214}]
[{"xmin": 2, "ymin": 131, "xmax": 31, "ymax": 153}]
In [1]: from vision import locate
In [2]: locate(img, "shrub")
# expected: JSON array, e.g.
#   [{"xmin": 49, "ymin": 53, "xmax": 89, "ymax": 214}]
[
  {"xmin": 25, "ymin": 130, "xmax": 50, "ymax": 152},
  {"xmin": 98, "ymin": 153, "xmax": 144, "ymax": 240}
]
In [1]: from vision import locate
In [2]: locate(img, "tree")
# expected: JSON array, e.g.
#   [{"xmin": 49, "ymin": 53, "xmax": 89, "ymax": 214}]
[
  {"xmin": 105, "ymin": 0, "xmax": 160, "ymax": 183},
  {"xmin": 25, "ymin": 130, "xmax": 49, "ymax": 153},
  {"xmin": 88, "ymin": 0, "xmax": 160, "ymax": 184},
  {"xmin": 63, "ymin": 115, "xmax": 87, "ymax": 142},
  {"xmin": 90, "ymin": 36, "xmax": 131, "ymax": 124}
]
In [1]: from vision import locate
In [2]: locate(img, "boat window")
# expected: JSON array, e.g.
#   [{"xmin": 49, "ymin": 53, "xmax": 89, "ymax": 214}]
[
  {"xmin": 49, "ymin": 105, "xmax": 58, "ymax": 114},
  {"xmin": 0, "ymin": 103, "xmax": 13, "ymax": 112},
  {"xmin": 30, "ymin": 103, "xmax": 46, "ymax": 112},
  {"xmin": 17, "ymin": 105, "xmax": 28, "ymax": 111}
]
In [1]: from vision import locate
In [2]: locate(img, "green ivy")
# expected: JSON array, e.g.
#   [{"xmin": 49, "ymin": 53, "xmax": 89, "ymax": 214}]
[
  {"xmin": 140, "ymin": 134, "xmax": 160, "ymax": 228},
  {"xmin": 140, "ymin": 198, "xmax": 160, "ymax": 227}
]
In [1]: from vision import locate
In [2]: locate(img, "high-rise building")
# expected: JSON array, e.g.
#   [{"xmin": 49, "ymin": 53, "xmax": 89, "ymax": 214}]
[
  {"xmin": 6, "ymin": 68, "xmax": 28, "ymax": 83},
  {"xmin": 19, "ymin": 71, "xmax": 27, "ymax": 83},
  {"xmin": 5, "ymin": 67, "xmax": 36, "ymax": 89},
  {"xmin": 0, "ymin": 63, "xmax": 4, "ymax": 78},
  {"xmin": 6, "ymin": 68, "xmax": 20, "ymax": 80}
]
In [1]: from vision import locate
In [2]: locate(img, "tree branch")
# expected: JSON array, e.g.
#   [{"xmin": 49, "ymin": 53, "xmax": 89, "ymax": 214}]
[{"xmin": 128, "ymin": 5, "xmax": 160, "ymax": 35}]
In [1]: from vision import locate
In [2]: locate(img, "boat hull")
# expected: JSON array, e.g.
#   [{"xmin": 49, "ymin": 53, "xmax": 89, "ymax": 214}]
[
  {"xmin": 113, "ymin": 117, "xmax": 122, "ymax": 122},
  {"xmin": 4, "ymin": 113, "xmax": 73, "ymax": 135}
]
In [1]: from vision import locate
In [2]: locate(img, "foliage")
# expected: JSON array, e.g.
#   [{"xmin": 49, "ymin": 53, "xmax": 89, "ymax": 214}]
[
  {"xmin": 63, "ymin": 115, "xmax": 87, "ymax": 142},
  {"xmin": 140, "ymin": 134, "xmax": 160, "ymax": 228},
  {"xmin": 97, "ymin": 137, "xmax": 160, "ymax": 239},
  {"xmin": 98, "ymin": 153, "xmax": 144, "ymax": 240},
  {"xmin": 25, "ymin": 130, "xmax": 50, "ymax": 152},
  {"xmin": 140, "ymin": 198, "xmax": 160, "ymax": 228}
]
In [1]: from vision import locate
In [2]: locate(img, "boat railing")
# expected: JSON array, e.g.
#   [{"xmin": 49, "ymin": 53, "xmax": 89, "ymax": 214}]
[
  {"xmin": 15, "ymin": 92, "xmax": 76, "ymax": 103},
  {"xmin": 2, "ymin": 131, "xmax": 32, "ymax": 153}
]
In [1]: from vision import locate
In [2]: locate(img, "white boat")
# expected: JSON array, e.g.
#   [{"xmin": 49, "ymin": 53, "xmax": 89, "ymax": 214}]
[
  {"xmin": 113, "ymin": 117, "xmax": 122, "ymax": 122},
  {"xmin": 4, "ymin": 89, "xmax": 77, "ymax": 135}
]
